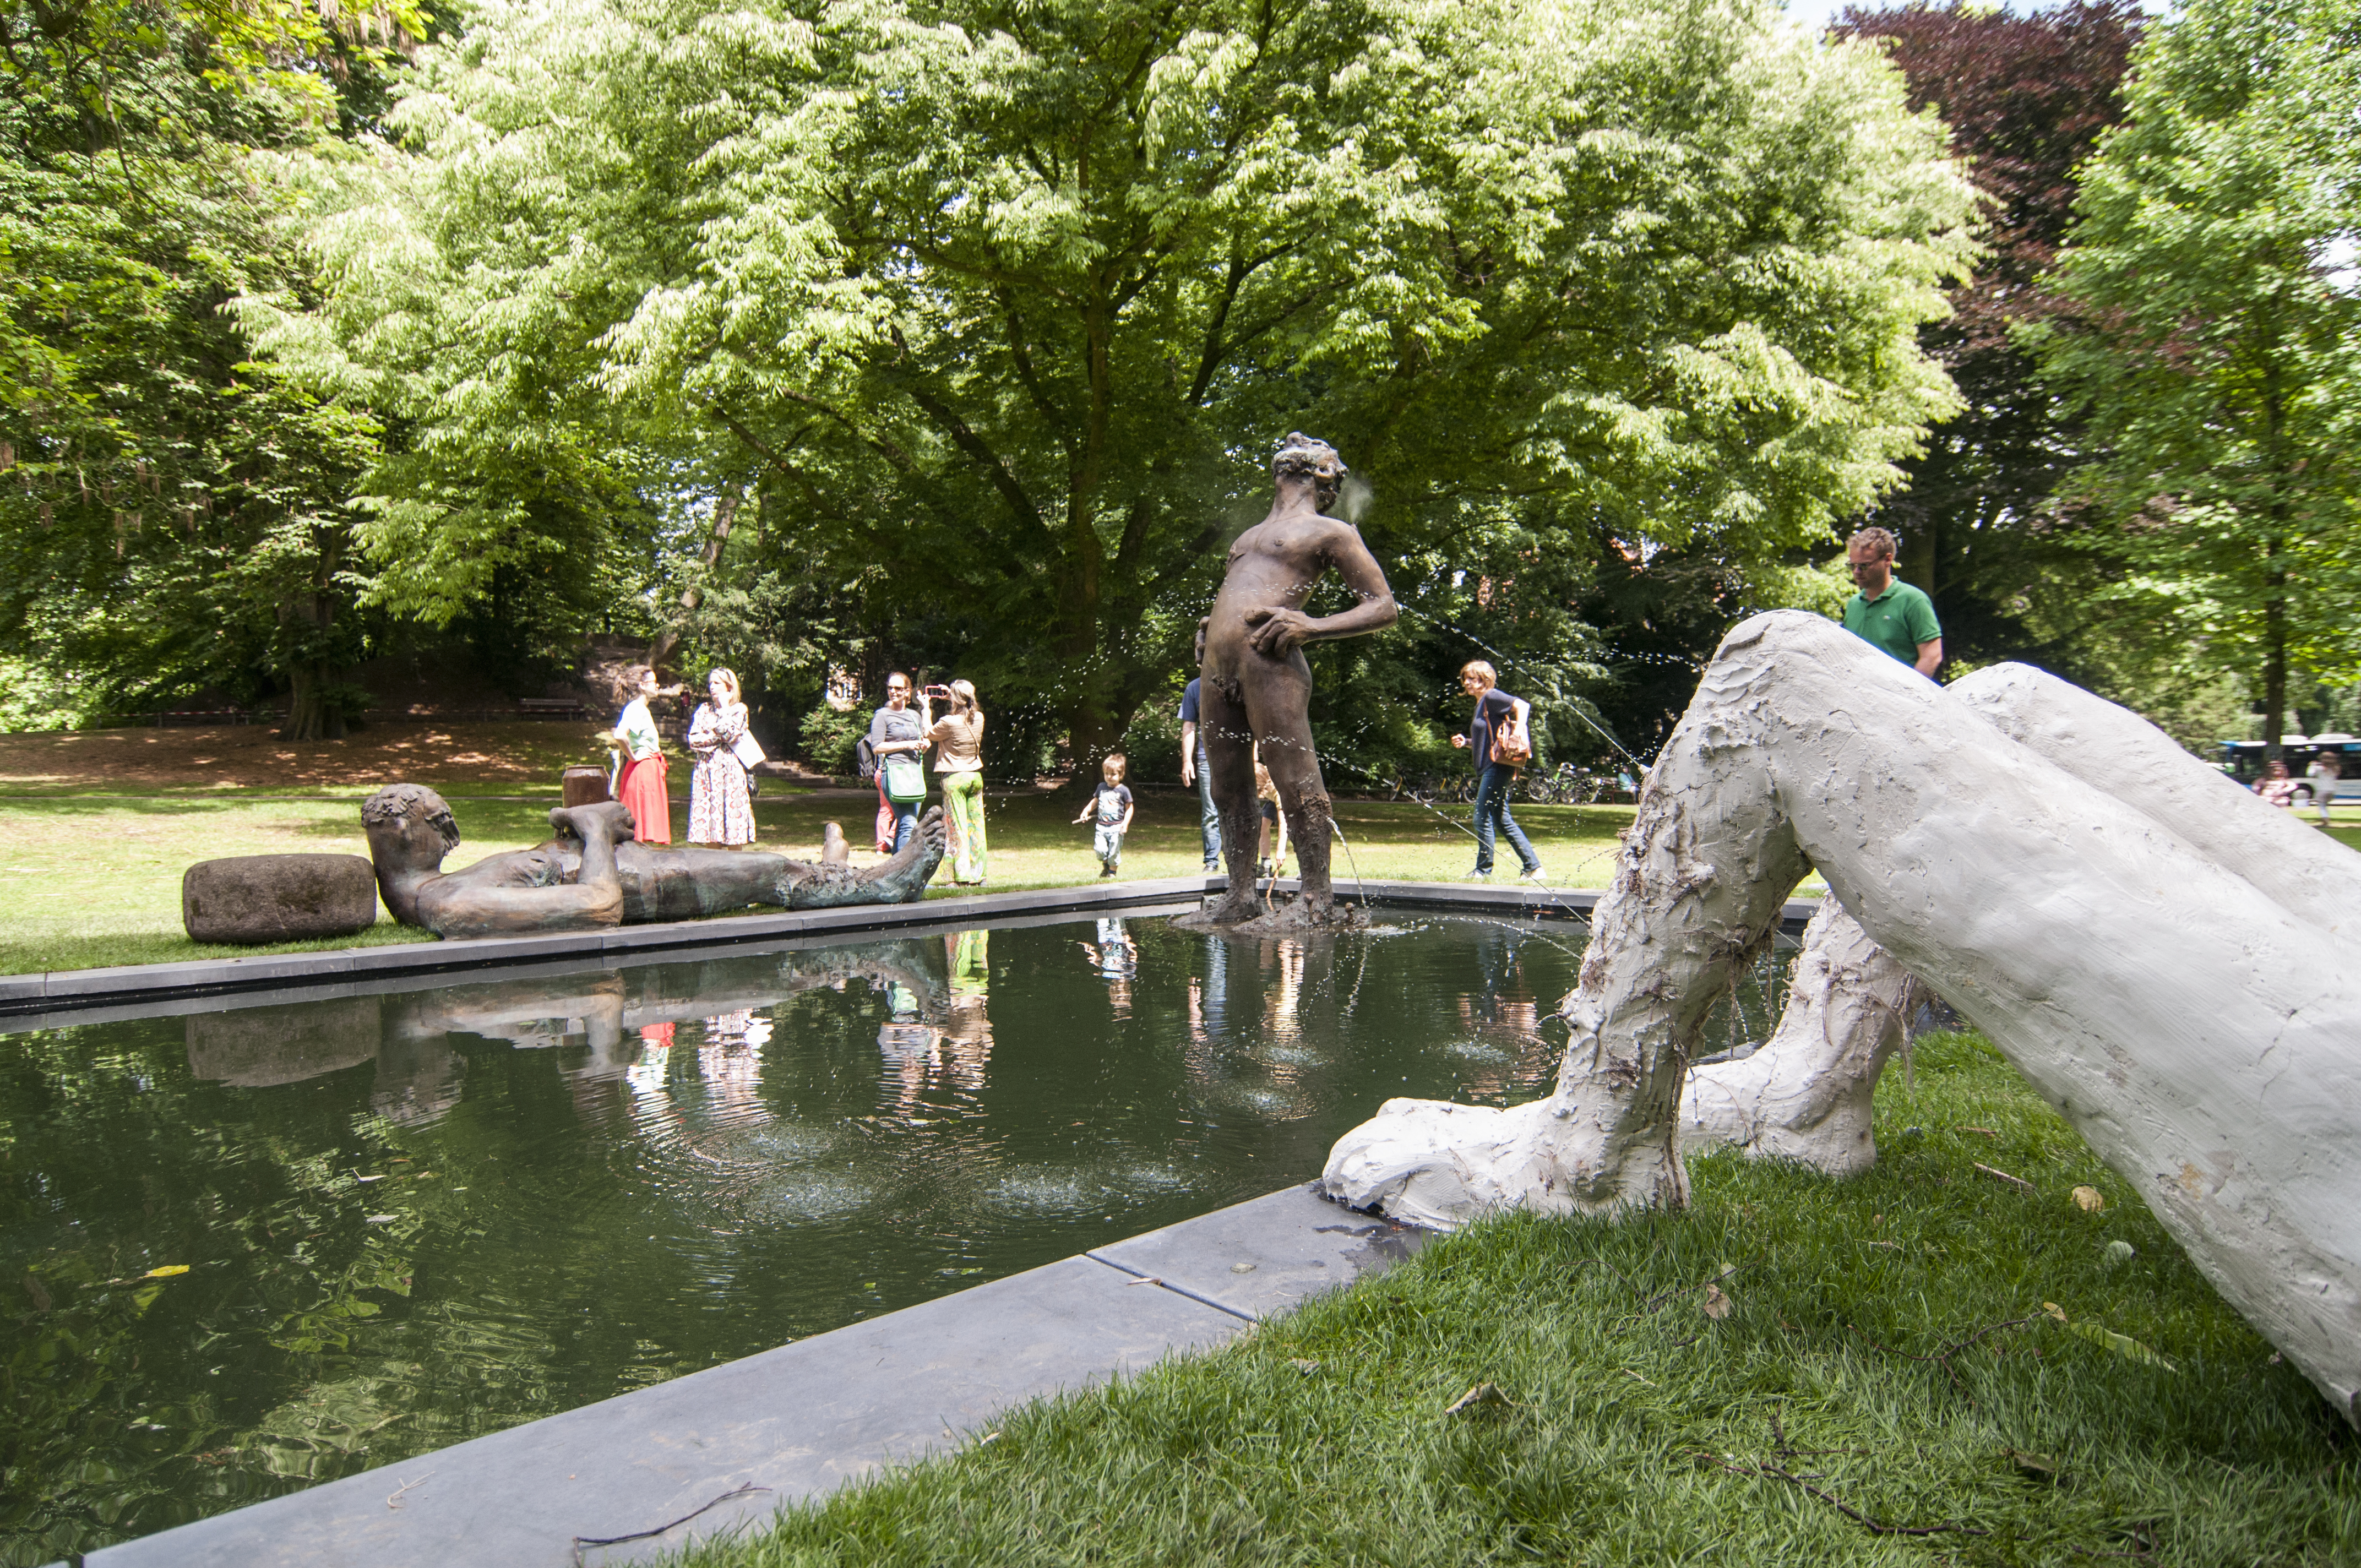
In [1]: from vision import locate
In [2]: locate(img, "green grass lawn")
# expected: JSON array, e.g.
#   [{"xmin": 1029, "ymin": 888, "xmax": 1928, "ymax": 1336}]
[
  {"xmin": 677, "ymin": 1028, "xmax": 2359, "ymax": 1567},
  {"xmin": 8, "ymin": 773, "xmax": 2358, "ymax": 977},
  {"xmin": 0, "ymin": 786, "xmax": 1647, "ymax": 976}
]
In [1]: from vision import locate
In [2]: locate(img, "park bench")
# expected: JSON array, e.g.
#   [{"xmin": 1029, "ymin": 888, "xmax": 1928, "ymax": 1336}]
[{"xmin": 516, "ymin": 696, "xmax": 587, "ymax": 719}]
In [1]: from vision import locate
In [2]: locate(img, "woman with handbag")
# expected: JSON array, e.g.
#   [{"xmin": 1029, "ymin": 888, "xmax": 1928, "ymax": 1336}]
[
  {"xmin": 1450, "ymin": 660, "xmax": 1544, "ymax": 883},
  {"xmin": 613, "ymin": 664, "xmax": 682, "ymax": 844},
  {"xmin": 868, "ymin": 673, "xmax": 930, "ymax": 856},
  {"xmin": 921, "ymin": 679, "xmax": 988, "ymax": 884},
  {"xmin": 687, "ymin": 667, "xmax": 760, "ymax": 846}
]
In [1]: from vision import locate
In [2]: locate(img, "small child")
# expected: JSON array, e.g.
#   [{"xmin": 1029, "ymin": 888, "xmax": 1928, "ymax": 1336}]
[
  {"xmin": 1254, "ymin": 753, "xmax": 1288, "ymax": 878},
  {"xmin": 1074, "ymin": 753, "xmax": 1135, "ymax": 876}
]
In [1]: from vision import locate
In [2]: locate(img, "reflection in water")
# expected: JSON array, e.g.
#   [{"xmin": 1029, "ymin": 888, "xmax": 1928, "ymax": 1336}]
[
  {"xmin": 4, "ymin": 914, "xmax": 1776, "ymax": 1564},
  {"xmin": 1080, "ymin": 917, "xmax": 1139, "ymax": 1017}
]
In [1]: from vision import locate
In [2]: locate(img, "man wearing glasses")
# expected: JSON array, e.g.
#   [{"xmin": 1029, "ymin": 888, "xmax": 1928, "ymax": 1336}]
[{"xmin": 1841, "ymin": 527, "xmax": 1942, "ymax": 678}]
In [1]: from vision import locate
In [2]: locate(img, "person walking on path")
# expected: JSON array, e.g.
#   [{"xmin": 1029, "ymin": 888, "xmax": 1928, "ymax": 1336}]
[
  {"xmin": 2309, "ymin": 750, "xmax": 2343, "ymax": 828},
  {"xmin": 924, "ymin": 679, "xmax": 988, "ymax": 883},
  {"xmin": 614, "ymin": 665, "xmax": 682, "ymax": 845},
  {"xmin": 1840, "ymin": 526, "xmax": 1943, "ymax": 677},
  {"xmin": 687, "ymin": 667, "xmax": 758, "ymax": 847},
  {"xmin": 1075, "ymin": 753, "xmax": 1135, "ymax": 876},
  {"xmin": 1451, "ymin": 660, "xmax": 1543, "ymax": 883},
  {"xmin": 868, "ymin": 673, "xmax": 929, "ymax": 856}
]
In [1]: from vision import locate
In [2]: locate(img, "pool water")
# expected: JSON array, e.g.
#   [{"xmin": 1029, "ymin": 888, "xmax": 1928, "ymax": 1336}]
[{"xmin": 0, "ymin": 909, "xmax": 1769, "ymax": 1562}]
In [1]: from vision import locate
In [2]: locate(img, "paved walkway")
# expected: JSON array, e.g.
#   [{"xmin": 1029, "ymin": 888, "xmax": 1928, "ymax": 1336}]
[{"xmin": 86, "ymin": 1187, "xmax": 1424, "ymax": 1567}]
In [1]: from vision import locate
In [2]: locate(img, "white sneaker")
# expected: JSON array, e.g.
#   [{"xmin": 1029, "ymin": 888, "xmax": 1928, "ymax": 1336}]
[
  {"xmin": 1520, "ymin": 865, "xmax": 1548, "ymax": 883},
  {"xmin": 1467, "ymin": 867, "xmax": 1493, "ymax": 882}
]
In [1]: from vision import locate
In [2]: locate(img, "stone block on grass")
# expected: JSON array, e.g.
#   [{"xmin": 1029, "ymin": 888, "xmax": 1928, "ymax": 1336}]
[{"xmin": 183, "ymin": 854, "xmax": 379, "ymax": 945}]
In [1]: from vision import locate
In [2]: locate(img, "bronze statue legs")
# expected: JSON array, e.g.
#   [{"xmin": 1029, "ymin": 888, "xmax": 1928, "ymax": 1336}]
[{"xmin": 1199, "ymin": 651, "xmax": 1337, "ymax": 923}]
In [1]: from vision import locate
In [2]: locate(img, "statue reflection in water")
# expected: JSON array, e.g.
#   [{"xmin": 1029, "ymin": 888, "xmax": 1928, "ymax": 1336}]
[{"xmin": 185, "ymin": 941, "xmax": 957, "ymax": 1131}]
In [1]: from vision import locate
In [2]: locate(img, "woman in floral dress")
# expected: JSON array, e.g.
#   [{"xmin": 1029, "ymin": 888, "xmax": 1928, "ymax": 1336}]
[{"xmin": 687, "ymin": 667, "xmax": 758, "ymax": 846}]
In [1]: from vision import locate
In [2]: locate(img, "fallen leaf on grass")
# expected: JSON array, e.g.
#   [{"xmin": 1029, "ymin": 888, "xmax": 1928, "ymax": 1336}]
[
  {"xmin": 2005, "ymin": 1447, "xmax": 2066, "ymax": 1484},
  {"xmin": 1290, "ymin": 1358, "xmax": 1321, "ymax": 1376},
  {"xmin": 2071, "ymin": 1185, "xmax": 2105, "ymax": 1213},
  {"xmin": 141, "ymin": 1265, "xmax": 189, "ymax": 1279},
  {"xmin": 1444, "ymin": 1381, "xmax": 1513, "ymax": 1416},
  {"xmin": 2064, "ymin": 1320, "xmax": 2177, "ymax": 1371},
  {"xmin": 2043, "ymin": 1301, "xmax": 2175, "ymax": 1370},
  {"xmin": 1701, "ymin": 1284, "xmax": 1733, "ymax": 1320}
]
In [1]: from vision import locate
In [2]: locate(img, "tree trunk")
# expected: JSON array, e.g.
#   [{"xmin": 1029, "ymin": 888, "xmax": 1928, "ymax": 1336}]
[
  {"xmin": 2264, "ymin": 530, "xmax": 2287, "ymax": 757},
  {"xmin": 278, "ymin": 591, "xmax": 343, "ymax": 742},
  {"xmin": 1897, "ymin": 516, "xmax": 1938, "ymax": 599},
  {"xmin": 647, "ymin": 484, "xmax": 743, "ymax": 675},
  {"xmin": 1323, "ymin": 609, "xmax": 2361, "ymax": 1424}
]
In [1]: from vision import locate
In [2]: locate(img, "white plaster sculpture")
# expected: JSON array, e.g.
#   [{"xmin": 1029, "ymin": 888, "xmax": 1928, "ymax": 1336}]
[
  {"xmin": 1321, "ymin": 611, "xmax": 2361, "ymax": 1422},
  {"xmin": 1678, "ymin": 900, "xmax": 1917, "ymax": 1174},
  {"xmin": 1678, "ymin": 657, "xmax": 2361, "ymax": 1175}
]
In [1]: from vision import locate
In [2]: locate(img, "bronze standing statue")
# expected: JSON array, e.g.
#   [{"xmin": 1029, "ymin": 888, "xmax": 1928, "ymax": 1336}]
[
  {"xmin": 1195, "ymin": 433, "xmax": 1397, "ymax": 926},
  {"xmin": 363, "ymin": 785, "xmax": 946, "ymax": 940}
]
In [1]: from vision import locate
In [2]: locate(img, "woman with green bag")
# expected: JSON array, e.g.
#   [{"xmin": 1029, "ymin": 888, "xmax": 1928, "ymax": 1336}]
[{"xmin": 868, "ymin": 674, "xmax": 930, "ymax": 854}]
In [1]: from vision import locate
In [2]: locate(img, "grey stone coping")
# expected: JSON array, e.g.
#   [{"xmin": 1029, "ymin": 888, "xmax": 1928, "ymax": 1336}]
[
  {"xmin": 3, "ymin": 879, "xmax": 1818, "ymax": 1027},
  {"xmin": 1090, "ymin": 1183, "xmax": 1427, "ymax": 1321},
  {"xmin": 83, "ymin": 1184, "xmax": 1414, "ymax": 1568}
]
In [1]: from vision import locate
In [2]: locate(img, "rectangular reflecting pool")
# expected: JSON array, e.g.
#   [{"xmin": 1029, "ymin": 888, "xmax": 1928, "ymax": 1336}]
[{"xmin": 1, "ymin": 907, "xmax": 1794, "ymax": 1564}]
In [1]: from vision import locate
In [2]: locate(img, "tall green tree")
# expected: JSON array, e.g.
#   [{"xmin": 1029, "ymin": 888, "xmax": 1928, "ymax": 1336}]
[
  {"xmin": 0, "ymin": 0, "xmax": 431, "ymax": 736},
  {"xmin": 2030, "ymin": 0, "xmax": 2361, "ymax": 752},
  {"xmin": 251, "ymin": 0, "xmax": 1977, "ymax": 767},
  {"xmin": 1835, "ymin": 0, "xmax": 2139, "ymax": 674}
]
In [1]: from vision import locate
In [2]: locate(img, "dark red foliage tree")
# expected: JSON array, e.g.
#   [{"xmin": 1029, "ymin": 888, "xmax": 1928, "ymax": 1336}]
[{"xmin": 1834, "ymin": 0, "xmax": 2140, "ymax": 670}]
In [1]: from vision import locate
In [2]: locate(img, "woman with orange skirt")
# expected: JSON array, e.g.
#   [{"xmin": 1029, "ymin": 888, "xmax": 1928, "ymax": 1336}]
[{"xmin": 613, "ymin": 665, "xmax": 678, "ymax": 843}]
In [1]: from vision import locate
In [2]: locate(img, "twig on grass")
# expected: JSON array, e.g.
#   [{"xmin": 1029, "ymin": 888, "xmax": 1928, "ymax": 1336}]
[
  {"xmin": 1974, "ymin": 1161, "xmax": 2034, "ymax": 1193},
  {"xmin": 1720, "ymin": 1418, "xmax": 1990, "ymax": 1539},
  {"xmin": 1849, "ymin": 1315, "xmax": 2044, "ymax": 1407},
  {"xmin": 1732, "ymin": 1457, "xmax": 1990, "ymax": 1538},
  {"xmin": 570, "ymin": 1482, "xmax": 771, "ymax": 1566}
]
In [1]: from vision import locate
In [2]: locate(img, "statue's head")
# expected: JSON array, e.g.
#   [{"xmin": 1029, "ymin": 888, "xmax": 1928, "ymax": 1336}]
[
  {"xmin": 1271, "ymin": 432, "xmax": 1347, "ymax": 509},
  {"xmin": 362, "ymin": 783, "xmax": 460, "ymax": 874}
]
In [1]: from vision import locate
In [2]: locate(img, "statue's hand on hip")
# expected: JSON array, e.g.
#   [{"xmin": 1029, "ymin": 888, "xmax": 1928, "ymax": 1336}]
[{"xmin": 1243, "ymin": 606, "xmax": 1313, "ymax": 656}]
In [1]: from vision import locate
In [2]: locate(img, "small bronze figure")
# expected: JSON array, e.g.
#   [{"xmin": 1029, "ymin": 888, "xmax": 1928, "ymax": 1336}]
[{"xmin": 1196, "ymin": 433, "xmax": 1397, "ymax": 925}]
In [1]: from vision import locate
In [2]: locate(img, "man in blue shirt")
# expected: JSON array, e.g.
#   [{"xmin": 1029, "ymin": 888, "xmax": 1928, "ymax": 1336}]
[{"xmin": 1841, "ymin": 527, "xmax": 1942, "ymax": 677}]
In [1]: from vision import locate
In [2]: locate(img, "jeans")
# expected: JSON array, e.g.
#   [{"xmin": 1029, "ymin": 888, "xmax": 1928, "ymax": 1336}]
[
  {"xmin": 1472, "ymin": 762, "xmax": 1539, "ymax": 875},
  {"xmin": 1194, "ymin": 743, "xmax": 1222, "ymax": 868},
  {"xmin": 889, "ymin": 798, "xmax": 919, "ymax": 854},
  {"xmin": 1095, "ymin": 825, "xmax": 1125, "ymax": 869}
]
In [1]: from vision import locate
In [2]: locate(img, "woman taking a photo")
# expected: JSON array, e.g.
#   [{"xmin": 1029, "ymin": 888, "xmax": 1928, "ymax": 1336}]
[
  {"xmin": 613, "ymin": 665, "xmax": 681, "ymax": 844},
  {"xmin": 687, "ymin": 667, "xmax": 758, "ymax": 847},
  {"xmin": 1450, "ymin": 660, "xmax": 1544, "ymax": 883},
  {"xmin": 922, "ymin": 679, "xmax": 987, "ymax": 884}
]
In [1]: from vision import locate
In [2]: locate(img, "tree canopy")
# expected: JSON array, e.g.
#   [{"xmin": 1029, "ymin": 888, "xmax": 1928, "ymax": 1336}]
[
  {"xmin": 248, "ymin": 0, "xmax": 1977, "ymax": 763},
  {"xmin": 2030, "ymin": 0, "xmax": 2361, "ymax": 752}
]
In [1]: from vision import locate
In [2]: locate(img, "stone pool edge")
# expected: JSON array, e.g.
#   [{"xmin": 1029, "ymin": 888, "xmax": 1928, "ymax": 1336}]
[
  {"xmin": 77, "ymin": 1184, "xmax": 1430, "ymax": 1568},
  {"xmin": 3, "ymin": 878, "xmax": 1821, "ymax": 1022}
]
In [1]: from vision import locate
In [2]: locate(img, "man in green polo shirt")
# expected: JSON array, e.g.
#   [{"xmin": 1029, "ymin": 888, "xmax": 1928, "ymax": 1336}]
[{"xmin": 1841, "ymin": 526, "xmax": 1942, "ymax": 677}]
